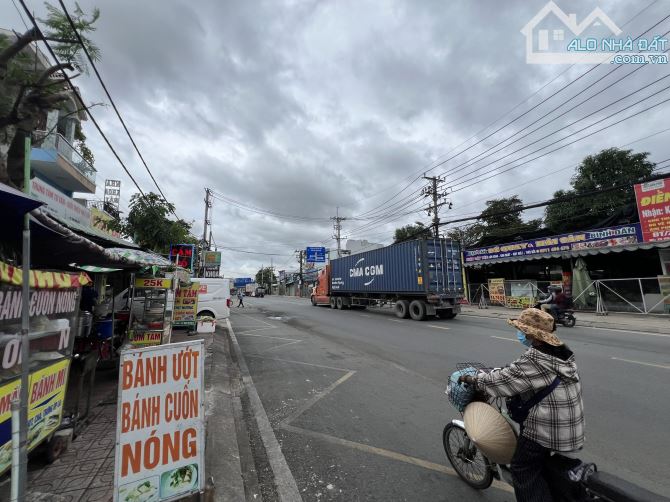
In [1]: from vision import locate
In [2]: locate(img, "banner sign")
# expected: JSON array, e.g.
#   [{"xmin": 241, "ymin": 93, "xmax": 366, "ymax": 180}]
[
  {"xmin": 174, "ymin": 283, "xmax": 199, "ymax": 327},
  {"xmin": 507, "ymin": 280, "xmax": 536, "ymax": 309},
  {"xmin": 169, "ymin": 244, "xmax": 196, "ymax": 272},
  {"xmin": 114, "ymin": 341, "xmax": 205, "ymax": 502},
  {"xmin": 488, "ymin": 278, "xmax": 506, "ymax": 305},
  {"xmin": 635, "ymin": 178, "xmax": 670, "ymax": 242},
  {"xmin": 465, "ymin": 224, "xmax": 642, "ymax": 264},
  {"xmin": 134, "ymin": 278, "xmax": 173, "ymax": 290},
  {"xmin": 306, "ymin": 247, "xmax": 326, "ymax": 263},
  {"xmin": 31, "ymin": 177, "xmax": 91, "ymax": 228},
  {"xmin": 202, "ymin": 252, "xmax": 221, "ymax": 267},
  {"xmin": 0, "ymin": 359, "xmax": 70, "ymax": 475},
  {"xmin": 128, "ymin": 330, "xmax": 163, "ymax": 347}
]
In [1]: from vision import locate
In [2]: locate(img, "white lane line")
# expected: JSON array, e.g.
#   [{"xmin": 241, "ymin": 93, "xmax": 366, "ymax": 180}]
[
  {"xmin": 262, "ymin": 340, "xmax": 303, "ymax": 353},
  {"xmin": 387, "ymin": 319, "xmax": 404, "ymax": 323},
  {"xmin": 244, "ymin": 354, "xmax": 352, "ymax": 372},
  {"xmin": 582, "ymin": 326, "xmax": 670, "ymax": 338},
  {"xmin": 280, "ymin": 424, "xmax": 513, "ymax": 493},
  {"xmin": 238, "ymin": 333, "xmax": 300, "ymax": 342},
  {"xmin": 426, "ymin": 324, "xmax": 450, "ymax": 330},
  {"xmin": 611, "ymin": 357, "xmax": 670, "ymax": 369},
  {"xmin": 236, "ymin": 327, "xmax": 278, "ymax": 335},
  {"xmin": 491, "ymin": 335, "xmax": 516, "ymax": 342}
]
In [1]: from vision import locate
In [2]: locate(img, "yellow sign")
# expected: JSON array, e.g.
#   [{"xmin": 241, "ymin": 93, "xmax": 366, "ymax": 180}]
[
  {"xmin": 174, "ymin": 282, "xmax": 200, "ymax": 326},
  {"xmin": 488, "ymin": 278, "xmax": 506, "ymax": 305},
  {"xmin": 133, "ymin": 277, "xmax": 173, "ymax": 289},
  {"xmin": 506, "ymin": 296, "xmax": 534, "ymax": 309},
  {"xmin": 128, "ymin": 330, "xmax": 163, "ymax": 347},
  {"xmin": 0, "ymin": 359, "xmax": 70, "ymax": 475}
]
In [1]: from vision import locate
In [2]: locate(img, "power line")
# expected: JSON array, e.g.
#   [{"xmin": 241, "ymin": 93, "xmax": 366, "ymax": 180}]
[{"xmin": 57, "ymin": 0, "xmax": 182, "ymax": 220}]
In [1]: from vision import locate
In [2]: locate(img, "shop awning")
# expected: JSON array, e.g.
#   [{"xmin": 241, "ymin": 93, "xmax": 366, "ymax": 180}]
[
  {"xmin": 104, "ymin": 247, "xmax": 172, "ymax": 267},
  {"xmin": 47, "ymin": 213, "xmax": 139, "ymax": 249},
  {"xmin": 0, "ymin": 183, "xmax": 44, "ymax": 215}
]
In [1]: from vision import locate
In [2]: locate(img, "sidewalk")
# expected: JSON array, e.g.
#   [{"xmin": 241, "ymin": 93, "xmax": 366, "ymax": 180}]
[
  {"xmin": 0, "ymin": 328, "xmax": 232, "ymax": 502},
  {"xmin": 461, "ymin": 304, "xmax": 670, "ymax": 334}
]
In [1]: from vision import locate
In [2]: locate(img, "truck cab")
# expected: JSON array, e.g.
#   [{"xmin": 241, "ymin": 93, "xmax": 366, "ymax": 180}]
[{"xmin": 311, "ymin": 266, "xmax": 331, "ymax": 306}]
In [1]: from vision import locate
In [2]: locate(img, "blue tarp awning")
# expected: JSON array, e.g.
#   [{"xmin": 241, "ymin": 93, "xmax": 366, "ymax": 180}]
[{"xmin": 0, "ymin": 183, "xmax": 43, "ymax": 215}]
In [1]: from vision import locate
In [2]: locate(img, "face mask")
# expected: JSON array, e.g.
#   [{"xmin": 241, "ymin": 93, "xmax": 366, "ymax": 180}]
[{"xmin": 516, "ymin": 330, "xmax": 532, "ymax": 347}]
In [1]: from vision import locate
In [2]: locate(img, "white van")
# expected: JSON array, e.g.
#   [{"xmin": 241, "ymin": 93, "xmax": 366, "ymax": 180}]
[
  {"xmin": 112, "ymin": 278, "xmax": 231, "ymax": 320},
  {"xmin": 195, "ymin": 278, "xmax": 231, "ymax": 320}
]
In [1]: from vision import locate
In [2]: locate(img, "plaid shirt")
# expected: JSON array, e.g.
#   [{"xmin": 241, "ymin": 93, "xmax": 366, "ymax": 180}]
[{"xmin": 475, "ymin": 346, "xmax": 585, "ymax": 452}]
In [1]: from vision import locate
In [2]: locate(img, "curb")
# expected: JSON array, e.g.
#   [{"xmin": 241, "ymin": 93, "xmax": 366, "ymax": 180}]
[
  {"xmin": 226, "ymin": 318, "xmax": 303, "ymax": 502},
  {"xmin": 460, "ymin": 309, "xmax": 670, "ymax": 335},
  {"xmin": 205, "ymin": 329, "xmax": 245, "ymax": 501}
]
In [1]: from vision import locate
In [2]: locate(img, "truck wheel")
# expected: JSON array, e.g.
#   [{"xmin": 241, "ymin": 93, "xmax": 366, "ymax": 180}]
[
  {"xmin": 409, "ymin": 300, "xmax": 427, "ymax": 321},
  {"xmin": 395, "ymin": 300, "xmax": 410, "ymax": 319},
  {"xmin": 330, "ymin": 297, "xmax": 337, "ymax": 309},
  {"xmin": 311, "ymin": 296, "xmax": 317, "ymax": 306},
  {"xmin": 336, "ymin": 297, "xmax": 345, "ymax": 310}
]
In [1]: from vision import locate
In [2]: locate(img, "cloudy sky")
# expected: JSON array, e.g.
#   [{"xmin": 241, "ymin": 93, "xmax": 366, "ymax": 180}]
[{"xmin": 3, "ymin": 0, "xmax": 670, "ymax": 277}]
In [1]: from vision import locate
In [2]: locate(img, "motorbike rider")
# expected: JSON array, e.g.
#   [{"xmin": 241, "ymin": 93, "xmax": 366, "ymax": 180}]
[
  {"xmin": 539, "ymin": 285, "xmax": 567, "ymax": 320},
  {"xmin": 459, "ymin": 309, "xmax": 585, "ymax": 502}
]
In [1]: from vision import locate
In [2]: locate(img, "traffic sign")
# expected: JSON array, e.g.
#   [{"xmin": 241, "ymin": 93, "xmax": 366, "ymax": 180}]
[{"xmin": 306, "ymin": 246, "xmax": 326, "ymax": 263}]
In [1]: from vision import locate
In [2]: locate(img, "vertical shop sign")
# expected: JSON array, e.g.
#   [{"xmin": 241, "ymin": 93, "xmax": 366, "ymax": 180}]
[
  {"xmin": 487, "ymin": 278, "xmax": 506, "ymax": 305},
  {"xmin": 635, "ymin": 178, "xmax": 670, "ymax": 242},
  {"xmin": 114, "ymin": 340, "xmax": 205, "ymax": 502}
]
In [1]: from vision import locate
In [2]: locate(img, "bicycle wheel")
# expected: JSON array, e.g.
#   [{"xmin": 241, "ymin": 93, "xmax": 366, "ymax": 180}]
[{"xmin": 442, "ymin": 423, "xmax": 494, "ymax": 490}]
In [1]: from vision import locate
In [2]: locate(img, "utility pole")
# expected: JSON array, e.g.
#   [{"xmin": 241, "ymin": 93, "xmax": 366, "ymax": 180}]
[
  {"xmin": 331, "ymin": 207, "xmax": 347, "ymax": 258},
  {"xmin": 294, "ymin": 250, "xmax": 304, "ymax": 297},
  {"xmin": 422, "ymin": 175, "xmax": 451, "ymax": 238},
  {"xmin": 200, "ymin": 188, "xmax": 212, "ymax": 277}
]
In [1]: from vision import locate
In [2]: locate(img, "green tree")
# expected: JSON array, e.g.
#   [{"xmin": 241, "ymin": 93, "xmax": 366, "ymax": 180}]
[
  {"xmin": 0, "ymin": 2, "xmax": 100, "ymax": 187},
  {"xmin": 393, "ymin": 221, "xmax": 432, "ymax": 242},
  {"xmin": 255, "ymin": 267, "xmax": 276, "ymax": 291},
  {"xmin": 477, "ymin": 196, "xmax": 541, "ymax": 238},
  {"xmin": 447, "ymin": 224, "xmax": 484, "ymax": 248},
  {"xmin": 107, "ymin": 193, "xmax": 196, "ymax": 253},
  {"xmin": 545, "ymin": 148, "xmax": 655, "ymax": 232}
]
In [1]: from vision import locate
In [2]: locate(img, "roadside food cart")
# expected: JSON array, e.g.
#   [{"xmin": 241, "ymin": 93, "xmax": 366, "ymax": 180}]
[
  {"xmin": 127, "ymin": 276, "xmax": 175, "ymax": 348},
  {"xmin": 0, "ymin": 261, "xmax": 91, "ymax": 471}
]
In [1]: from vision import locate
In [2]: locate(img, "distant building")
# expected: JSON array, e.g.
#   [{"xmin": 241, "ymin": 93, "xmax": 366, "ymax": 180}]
[{"xmin": 345, "ymin": 239, "xmax": 384, "ymax": 255}]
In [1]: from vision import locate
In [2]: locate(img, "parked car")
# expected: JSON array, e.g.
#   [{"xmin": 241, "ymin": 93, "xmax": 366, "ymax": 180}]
[{"xmin": 195, "ymin": 278, "xmax": 231, "ymax": 319}]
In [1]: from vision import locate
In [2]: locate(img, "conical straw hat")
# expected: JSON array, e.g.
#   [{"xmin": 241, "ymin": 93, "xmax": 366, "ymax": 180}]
[{"xmin": 463, "ymin": 402, "xmax": 517, "ymax": 465}]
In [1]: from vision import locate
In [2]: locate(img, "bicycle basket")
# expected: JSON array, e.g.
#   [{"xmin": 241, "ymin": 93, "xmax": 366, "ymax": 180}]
[{"xmin": 446, "ymin": 362, "xmax": 486, "ymax": 412}]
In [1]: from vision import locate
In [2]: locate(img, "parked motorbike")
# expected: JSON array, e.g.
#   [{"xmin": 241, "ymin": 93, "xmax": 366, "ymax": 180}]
[
  {"xmin": 443, "ymin": 364, "xmax": 669, "ymax": 501},
  {"xmin": 533, "ymin": 300, "xmax": 577, "ymax": 328}
]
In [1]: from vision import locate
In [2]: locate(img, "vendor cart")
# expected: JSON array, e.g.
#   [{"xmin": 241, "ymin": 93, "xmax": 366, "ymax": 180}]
[
  {"xmin": 127, "ymin": 276, "xmax": 174, "ymax": 348},
  {"xmin": 0, "ymin": 261, "xmax": 90, "ymax": 472}
]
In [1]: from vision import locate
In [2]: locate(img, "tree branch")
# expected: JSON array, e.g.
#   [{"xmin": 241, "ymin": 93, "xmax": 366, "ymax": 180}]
[
  {"xmin": 0, "ymin": 27, "xmax": 40, "ymax": 70},
  {"xmin": 35, "ymin": 63, "xmax": 74, "ymax": 86}
]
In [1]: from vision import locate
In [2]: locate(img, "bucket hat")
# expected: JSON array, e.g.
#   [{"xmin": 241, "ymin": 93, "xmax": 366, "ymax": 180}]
[{"xmin": 507, "ymin": 308, "xmax": 563, "ymax": 346}]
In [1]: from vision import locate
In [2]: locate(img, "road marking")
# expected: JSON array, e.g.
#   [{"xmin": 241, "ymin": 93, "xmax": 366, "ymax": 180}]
[
  {"xmin": 235, "ymin": 312, "xmax": 276, "ymax": 328},
  {"xmin": 244, "ymin": 354, "xmax": 352, "ymax": 372},
  {"xmin": 279, "ymin": 371, "xmax": 356, "ymax": 428},
  {"xmin": 262, "ymin": 340, "xmax": 303, "ymax": 353},
  {"xmin": 491, "ymin": 335, "xmax": 516, "ymax": 342},
  {"xmin": 387, "ymin": 319, "xmax": 404, "ymax": 323},
  {"xmin": 236, "ymin": 327, "xmax": 278, "ymax": 335},
  {"xmin": 426, "ymin": 324, "xmax": 450, "ymax": 330},
  {"xmin": 238, "ymin": 333, "xmax": 300, "ymax": 342},
  {"xmin": 611, "ymin": 357, "xmax": 670, "ymax": 369},
  {"xmin": 582, "ymin": 326, "xmax": 670, "ymax": 338},
  {"xmin": 280, "ymin": 424, "xmax": 513, "ymax": 493}
]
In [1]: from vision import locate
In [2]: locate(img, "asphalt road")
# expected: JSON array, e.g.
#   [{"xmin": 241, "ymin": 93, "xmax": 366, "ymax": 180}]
[{"xmin": 231, "ymin": 296, "xmax": 670, "ymax": 500}]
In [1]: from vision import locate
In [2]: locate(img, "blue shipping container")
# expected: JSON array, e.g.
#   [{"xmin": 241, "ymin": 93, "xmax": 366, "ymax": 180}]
[{"xmin": 330, "ymin": 239, "xmax": 463, "ymax": 295}]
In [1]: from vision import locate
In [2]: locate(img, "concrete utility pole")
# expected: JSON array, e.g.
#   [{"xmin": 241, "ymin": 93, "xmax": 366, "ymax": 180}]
[
  {"xmin": 331, "ymin": 207, "xmax": 347, "ymax": 258},
  {"xmin": 200, "ymin": 188, "xmax": 212, "ymax": 277},
  {"xmin": 422, "ymin": 175, "xmax": 451, "ymax": 238},
  {"xmin": 294, "ymin": 250, "xmax": 304, "ymax": 297}
]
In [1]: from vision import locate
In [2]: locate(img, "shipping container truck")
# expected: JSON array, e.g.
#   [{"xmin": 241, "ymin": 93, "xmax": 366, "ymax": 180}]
[
  {"xmin": 245, "ymin": 282, "xmax": 256, "ymax": 296},
  {"xmin": 311, "ymin": 238, "xmax": 464, "ymax": 320}
]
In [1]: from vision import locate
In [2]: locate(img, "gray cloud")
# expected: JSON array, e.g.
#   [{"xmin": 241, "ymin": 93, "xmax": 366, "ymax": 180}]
[{"xmin": 2, "ymin": 0, "xmax": 669, "ymax": 275}]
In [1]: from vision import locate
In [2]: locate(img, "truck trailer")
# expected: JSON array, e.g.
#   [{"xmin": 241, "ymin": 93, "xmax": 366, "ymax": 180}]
[{"xmin": 311, "ymin": 238, "xmax": 464, "ymax": 320}]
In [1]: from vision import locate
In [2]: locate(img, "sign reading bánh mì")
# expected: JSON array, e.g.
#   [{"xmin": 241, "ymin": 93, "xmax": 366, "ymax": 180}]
[
  {"xmin": 635, "ymin": 178, "xmax": 670, "ymax": 242},
  {"xmin": 114, "ymin": 340, "xmax": 205, "ymax": 502}
]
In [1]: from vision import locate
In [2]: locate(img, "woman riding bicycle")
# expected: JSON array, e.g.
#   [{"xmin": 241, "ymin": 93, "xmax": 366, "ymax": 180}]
[{"xmin": 459, "ymin": 308, "xmax": 585, "ymax": 502}]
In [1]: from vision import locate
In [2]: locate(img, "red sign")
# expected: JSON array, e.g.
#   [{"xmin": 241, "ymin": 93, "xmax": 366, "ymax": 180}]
[
  {"xmin": 635, "ymin": 178, "xmax": 670, "ymax": 242},
  {"xmin": 169, "ymin": 244, "xmax": 195, "ymax": 271}
]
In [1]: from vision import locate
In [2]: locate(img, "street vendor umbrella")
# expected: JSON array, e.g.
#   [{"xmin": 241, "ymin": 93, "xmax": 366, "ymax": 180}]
[
  {"xmin": 463, "ymin": 401, "xmax": 517, "ymax": 465},
  {"xmin": 572, "ymin": 257, "xmax": 596, "ymax": 309}
]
